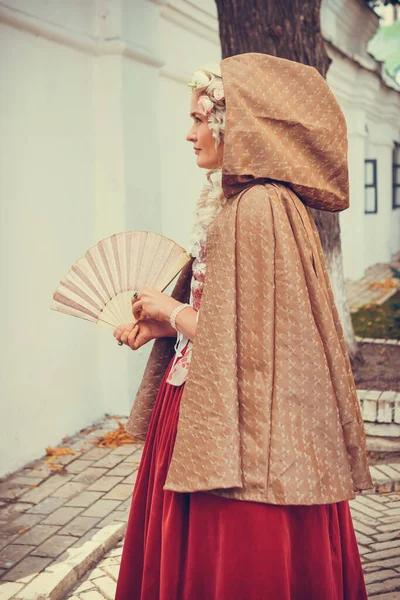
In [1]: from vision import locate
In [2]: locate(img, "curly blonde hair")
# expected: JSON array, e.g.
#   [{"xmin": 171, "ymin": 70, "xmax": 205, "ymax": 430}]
[
  {"xmin": 189, "ymin": 69, "xmax": 226, "ymax": 147},
  {"xmin": 187, "ymin": 67, "xmax": 227, "ymax": 259}
]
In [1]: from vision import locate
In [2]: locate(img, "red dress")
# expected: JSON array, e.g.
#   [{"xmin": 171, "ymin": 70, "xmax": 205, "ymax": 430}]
[{"xmin": 115, "ymin": 342, "xmax": 368, "ymax": 600}]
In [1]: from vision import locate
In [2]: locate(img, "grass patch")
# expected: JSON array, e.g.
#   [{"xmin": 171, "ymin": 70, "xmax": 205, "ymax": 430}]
[{"xmin": 351, "ymin": 290, "xmax": 400, "ymax": 339}]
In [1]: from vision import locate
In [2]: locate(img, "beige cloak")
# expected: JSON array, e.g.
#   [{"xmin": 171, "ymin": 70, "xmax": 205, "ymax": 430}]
[{"xmin": 125, "ymin": 53, "xmax": 374, "ymax": 505}]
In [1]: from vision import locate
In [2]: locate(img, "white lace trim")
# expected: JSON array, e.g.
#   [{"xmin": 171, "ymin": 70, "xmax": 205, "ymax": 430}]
[
  {"xmin": 167, "ymin": 169, "xmax": 226, "ymax": 383},
  {"xmin": 187, "ymin": 168, "xmax": 226, "ymax": 259}
]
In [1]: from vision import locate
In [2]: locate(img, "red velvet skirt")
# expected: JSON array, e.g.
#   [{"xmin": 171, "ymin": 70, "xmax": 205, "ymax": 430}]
[{"xmin": 116, "ymin": 351, "xmax": 368, "ymax": 600}]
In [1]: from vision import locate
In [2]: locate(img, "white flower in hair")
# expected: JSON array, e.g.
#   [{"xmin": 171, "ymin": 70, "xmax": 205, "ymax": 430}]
[
  {"xmin": 188, "ymin": 69, "xmax": 211, "ymax": 89},
  {"xmin": 198, "ymin": 94, "xmax": 214, "ymax": 115}
]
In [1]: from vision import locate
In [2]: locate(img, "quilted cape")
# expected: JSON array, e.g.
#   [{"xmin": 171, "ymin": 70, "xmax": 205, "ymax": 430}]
[{"xmin": 125, "ymin": 53, "xmax": 374, "ymax": 505}]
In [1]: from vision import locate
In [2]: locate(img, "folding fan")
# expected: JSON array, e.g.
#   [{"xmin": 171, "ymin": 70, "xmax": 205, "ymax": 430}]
[{"xmin": 50, "ymin": 231, "xmax": 190, "ymax": 329}]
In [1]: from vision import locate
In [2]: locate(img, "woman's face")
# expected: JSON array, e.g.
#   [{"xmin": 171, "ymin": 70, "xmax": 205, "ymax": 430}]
[{"xmin": 186, "ymin": 92, "xmax": 224, "ymax": 169}]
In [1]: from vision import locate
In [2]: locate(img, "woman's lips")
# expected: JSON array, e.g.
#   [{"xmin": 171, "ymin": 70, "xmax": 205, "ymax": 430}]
[{"xmin": 194, "ymin": 148, "xmax": 201, "ymax": 154}]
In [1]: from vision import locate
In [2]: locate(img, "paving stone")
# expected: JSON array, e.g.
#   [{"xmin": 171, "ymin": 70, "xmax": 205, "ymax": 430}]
[
  {"xmin": 105, "ymin": 465, "xmax": 133, "ymax": 477},
  {"xmin": 355, "ymin": 531, "xmax": 375, "ymax": 545},
  {"xmin": 351, "ymin": 507, "xmax": 379, "ymax": 528},
  {"xmin": 81, "ymin": 448, "xmax": 112, "ymax": 461},
  {"xmin": 82, "ymin": 500, "xmax": 121, "ymax": 519},
  {"xmin": 88, "ymin": 567, "xmax": 107, "ymax": 580},
  {"xmin": 376, "ymin": 465, "xmax": 400, "ymax": 480},
  {"xmin": 377, "ymin": 522, "xmax": 400, "ymax": 533},
  {"xmin": 123, "ymin": 471, "xmax": 138, "ymax": 485},
  {"xmin": 103, "ymin": 485, "xmax": 132, "ymax": 502},
  {"xmin": 363, "ymin": 557, "xmax": 400, "ymax": 572},
  {"xmin": 26, "ymin": 496, "xmax": 65, "ymax": 515},
  {"xmin": 0, "ymin": 512, "xmax": 43, "ymax": 536},
  {"xmin": 349, "ymin": 500, "xmax": 383, "ymax": 519},
  {"xmin": 72, "ymin": 468, "xmax": 108, "ymax": 485},
  {"xmin": 0, "ymin": 544, "xmax": 35, "ymax": 569},
  {"xmin": 65, "ymin": 460, "xmax": 94, "ymax": 475},
  {"xmin": 77, "ymin": 590, "xmax": 104, "ymax": 600},
  {"xmin": 12, "ymin": 524, "xmax": 59, "ymax": 546},
  {"xmin": 351, "ymin": 518, "xmax": 378, "ymax": 536},
  {"xmin": 374, "ymin": 532, "xmax": 400, "ymax": 543},
  {"xmin": 88, "ymin": 476, "xmax": 124, "ymax": 493},
  {"xmin": 354, "ymin": 495, "xmax": 390, "ymax": 512},
  {"xmin": 371, "ymin": 540, "xmax": 400, "ymax": 552},
  {"xmin": 371, "ymin": 466, "xmax": 393, "ymax": 483},
  {"xmin": 58, "ymin": 515, "xmax": 101, "ymax": 537},
  {"xmin": 21, "ymin": 474, "xmax": 73, "ymax": 504},
  {"xmin": 364, "ymin": 569, "xmax": 400, "ymax": 584},
  {"xmin": 371, "ymin": 593, "xmax": 400, "ymax": 600},
  {"xmin": 51, "ymin": 481, "xmax": 87, "ymax": 499},
  {"xmin": 2, "ymin": 555, "xmax": 51, "ymax": 583},
  {"xmin": 92, "ymin": 454, "xmax": 125, "ymax": 469},
  {"xmin": 66, "ymin": 491, "xmax": 104, "ymax": 508},
  {"xmin": 367, "ymin": 577, "xmax": 400, "ymax": 595},
  {"xmin": 110, "ymin": 445, "xmax": 138, "ymax": 456},
  {"xmin": 0, "ymin": 582, "xmax": 24, "ymax": 600},
  {"xmin": 31, "ymin": 533, "xmax": 77, "ymax": 558},
  {"xmin": 363, "ymin": 547, "xmax": 400, "ymax": 562},
  {"xmin": 42, "ymin": 506, "xmax": 83, "ymax": 526},
  {"xmin": 0, "ymin": 503, "xmax": 31, "ymax": 524},
  {"xmin": 75, "ymin": 579, "xmax": 96, "ymax": 592},
  {"xmin": 94, "ymin": 574, "xmax": 117, "ymax": 598},
  {"xmin": 103, "ymin": 563, "xmax": 120, "ymax": 580}
]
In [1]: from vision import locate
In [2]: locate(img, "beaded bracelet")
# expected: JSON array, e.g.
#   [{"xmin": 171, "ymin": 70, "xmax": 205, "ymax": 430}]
[{"xmin": 169, "ymin": 303, "xmax": 191, "ymax": 331}]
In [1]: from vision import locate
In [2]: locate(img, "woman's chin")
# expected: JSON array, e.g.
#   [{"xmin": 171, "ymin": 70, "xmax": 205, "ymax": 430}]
[{"xmin": 196, "ymin": 155, "xmax": 219, "ymax": 170}]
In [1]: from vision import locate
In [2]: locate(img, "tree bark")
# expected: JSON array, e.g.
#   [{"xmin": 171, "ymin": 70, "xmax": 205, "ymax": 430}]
[{"xmin": 215, "ymin": 0, "xmax": 359, "ymax": 362}]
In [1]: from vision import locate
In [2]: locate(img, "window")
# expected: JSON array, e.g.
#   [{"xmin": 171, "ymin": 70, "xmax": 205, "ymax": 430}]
[
  {"xmin": 364, "ymin": 159, "xmax": 378, "ymax": 214},
  {"xmin": 393, "ymin": 142, "xmax": 400, "ymax": 210}
]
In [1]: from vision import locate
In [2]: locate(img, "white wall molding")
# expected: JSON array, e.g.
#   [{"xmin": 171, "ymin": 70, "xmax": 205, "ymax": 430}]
[
  {"xmin": 0, "ymin": 2, "xmax": 164, "ymax": 67},
  {"xmin": 161, "ymin": 2, "xmax": 219, "ymax": 45}
]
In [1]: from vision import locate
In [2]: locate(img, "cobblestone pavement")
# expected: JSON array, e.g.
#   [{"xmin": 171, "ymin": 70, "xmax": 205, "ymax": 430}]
[
  {"xmin": 63, "ymin": 492, "xmax": 400, "ymax": 600},
  {"xmin": 64, "ymin": 489, "xmax": 400, "ymax": 600},
  {"xmin": 0, "ymin": 417, "xmax": 142, "ymax": 600},
  {"xmin": 345, "ymin": 251, "xmax": 400, "ymax": 314}
]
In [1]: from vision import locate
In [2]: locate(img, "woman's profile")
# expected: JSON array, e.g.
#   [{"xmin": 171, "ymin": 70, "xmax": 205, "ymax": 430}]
[{"xmin": 113, "ymin": 52, "xmax": 373, "ymax": 600}]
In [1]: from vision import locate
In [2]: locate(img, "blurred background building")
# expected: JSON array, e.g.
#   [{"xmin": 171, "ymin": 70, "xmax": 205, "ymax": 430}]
[{"xmin": 1, "ymin": 0, "xmax": 399, "ymax": 476}]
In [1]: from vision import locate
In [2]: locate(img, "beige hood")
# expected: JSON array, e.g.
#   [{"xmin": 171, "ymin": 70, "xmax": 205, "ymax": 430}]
[{"xmin": 220, "ymin": 53, "xmax": 350, "ymax": 212}]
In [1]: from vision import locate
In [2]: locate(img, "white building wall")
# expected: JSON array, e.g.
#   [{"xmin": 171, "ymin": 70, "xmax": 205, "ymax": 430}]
[
  {"xmin": 0, "ymin": 0, "xmax": 220, "ymax": 476},
  {"xmin": 0, "ymin": 0, "xmax": 398, "ymax": 476}
]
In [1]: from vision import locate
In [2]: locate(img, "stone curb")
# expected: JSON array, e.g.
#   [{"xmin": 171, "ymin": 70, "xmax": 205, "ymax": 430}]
[
  {"xmin": 10, "ymin": 522, "xmax": 126, "ymax": 600},
  {"xmin": 356, "ymin": 336, "xmax": 400, "ymax": 346}
]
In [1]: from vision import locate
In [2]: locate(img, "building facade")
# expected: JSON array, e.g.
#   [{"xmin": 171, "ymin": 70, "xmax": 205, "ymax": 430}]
[{"xmin": 1, "ymin": 0, "xmax": 399, "ymax": 475}]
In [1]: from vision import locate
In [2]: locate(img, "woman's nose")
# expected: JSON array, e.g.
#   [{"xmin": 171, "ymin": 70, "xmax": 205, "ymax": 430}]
[{"xmin": 186, "ymin": 127, "xmax": 196, "ymax": 142}]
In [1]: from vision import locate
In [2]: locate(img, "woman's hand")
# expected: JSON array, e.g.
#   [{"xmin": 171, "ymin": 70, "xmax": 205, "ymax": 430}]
[
  {"xmin": 113, "ymin": 318, "xmax": 177, "ymax": 350},
  {"xmin": 131, "ymin": 288, "xmax": 180, "ymax": 323},
  {"xmin": 113, "ymin": 321, "xmax": 154, "ymax": 351}
]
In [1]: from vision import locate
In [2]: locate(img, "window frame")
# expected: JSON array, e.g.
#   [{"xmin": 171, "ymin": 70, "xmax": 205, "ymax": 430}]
[{"xmin": 364, "ymin": 158, "xmax": 378, "ymax": 215}]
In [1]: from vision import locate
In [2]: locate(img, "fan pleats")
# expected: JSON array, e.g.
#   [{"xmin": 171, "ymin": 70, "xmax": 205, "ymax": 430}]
[{"xmin": 50, "ymin": 231, "xmax": 190, "ymax": 328}]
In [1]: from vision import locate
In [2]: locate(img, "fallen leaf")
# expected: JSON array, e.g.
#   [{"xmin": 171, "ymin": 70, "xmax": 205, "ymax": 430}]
[
  {"xmin": 89, "ymin": 422, "xmax": 136, "ymax": 448},
  {"xmin": 29, "ymin": 484, "xmax": 37, "ymax": 490},
  {"xmin": 49, "ymin": 464, "xmax": 64, "ymax": 472},
  {"xmin": 17, "ymin": 527, "xmax": 30, "ymax": 535},
  {"xmin": 45, "ymin": 446, "xmax": 76, "ymax": 457}
]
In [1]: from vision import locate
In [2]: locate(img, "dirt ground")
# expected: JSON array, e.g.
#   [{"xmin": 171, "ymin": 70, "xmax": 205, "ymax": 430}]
[{"xmin": 351, "ymin": 342, "xmax": 400, "ymax": 392}]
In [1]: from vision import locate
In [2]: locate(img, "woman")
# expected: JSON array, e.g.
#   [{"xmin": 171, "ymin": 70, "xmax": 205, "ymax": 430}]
[{"xmin": 114, "ymin": 53, "xmax": 373, "ymax": 599}]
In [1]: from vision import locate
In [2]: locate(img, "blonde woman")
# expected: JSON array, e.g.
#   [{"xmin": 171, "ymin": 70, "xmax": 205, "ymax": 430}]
[{"xmin": 114, "ymin": 53, "xmax": 373, "ymax": 599}]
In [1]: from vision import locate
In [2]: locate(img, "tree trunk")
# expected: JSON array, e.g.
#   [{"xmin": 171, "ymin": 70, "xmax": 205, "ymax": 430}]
[{"xmin": 215, "ymin": 0, "xmax": 359, "ymax": 362}]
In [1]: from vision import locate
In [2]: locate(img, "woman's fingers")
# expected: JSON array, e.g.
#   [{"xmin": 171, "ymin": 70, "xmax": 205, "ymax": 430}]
[
  {"xmin": 127, "ymin": 325, "xmax": 140, "ymax": 350},
  {"xmin": 120, "ymin": 324, "xmax": 135, "ymax": 345}
]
